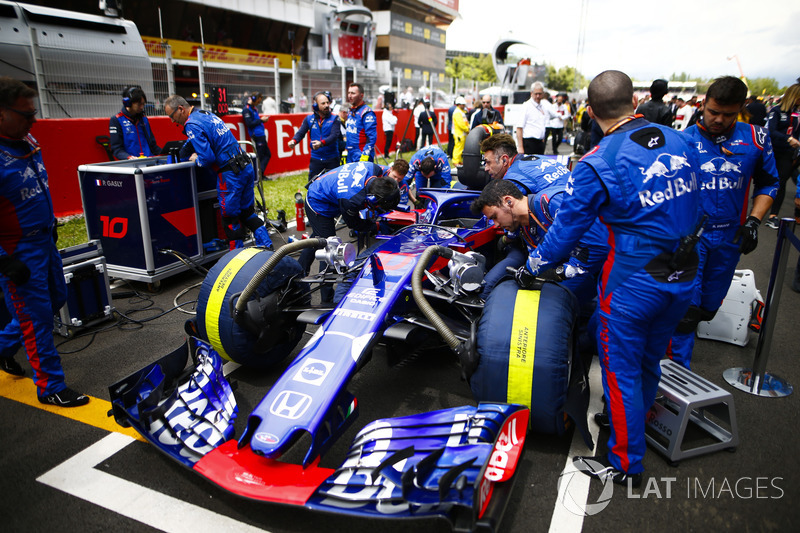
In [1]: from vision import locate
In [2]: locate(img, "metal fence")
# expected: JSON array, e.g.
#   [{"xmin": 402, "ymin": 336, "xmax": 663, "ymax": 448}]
[
  {"xmin": 31, "ymin": 27, "xmax": 155, "ymax": 119},
  {"xmin": 146, "ymin": 41, "xmax": 173, "ymax": 114},
  {"xmin": 28, "ymin": 36, "xmax": 491, "ymax": 118}
]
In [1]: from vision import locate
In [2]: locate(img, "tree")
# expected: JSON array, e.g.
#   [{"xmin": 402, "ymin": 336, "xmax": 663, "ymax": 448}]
[
  {"xmin": 445, "ymin": 55, "xmax": 496, "ymax": 82},
  {"xmin": 747, "ymin": 77, "xmax": 781, "ymax": 97},
  {"xmin": 545, "ymin": 65, "xmax": 588, "ymax": 92}
]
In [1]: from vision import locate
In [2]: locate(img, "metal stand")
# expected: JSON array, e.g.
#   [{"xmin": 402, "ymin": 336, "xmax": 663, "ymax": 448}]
[
  {"xmin": 723, "ymin": 217, "xmax": 794, "ymax": 397},
  {"xmin": 647, "ymin": 360, "xmax": 739, "ymax": 465}
]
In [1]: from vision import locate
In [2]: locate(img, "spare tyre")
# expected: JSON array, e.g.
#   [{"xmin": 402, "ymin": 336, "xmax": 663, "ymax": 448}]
[
  {"xmin": 473, "ymin": 279, "xmax": 582, "ymax": 435},
  {"xmin": 196, "ymin": 248, "xmax": 308, "ymax": 368}
]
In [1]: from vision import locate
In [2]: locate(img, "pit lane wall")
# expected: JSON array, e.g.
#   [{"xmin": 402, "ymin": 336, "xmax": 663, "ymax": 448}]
[{"xmin": 32, "ymin": 108, "xmax": 453, "ymax": 218}]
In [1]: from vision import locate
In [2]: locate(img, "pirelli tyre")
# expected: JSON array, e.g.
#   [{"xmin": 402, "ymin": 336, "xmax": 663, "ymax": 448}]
[
  {"xmin": 473, "ymin": 279, "xmax": 581, "ymax": 435},
  {"xmin": 196, "ymin": 248, "xmax": 308, "ymax": 368}
]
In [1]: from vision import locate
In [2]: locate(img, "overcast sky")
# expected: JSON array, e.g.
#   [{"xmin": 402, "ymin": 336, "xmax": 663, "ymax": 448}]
[{"xmin": 446, "ymin": 0, "xmax": 799, "ymax": 89}]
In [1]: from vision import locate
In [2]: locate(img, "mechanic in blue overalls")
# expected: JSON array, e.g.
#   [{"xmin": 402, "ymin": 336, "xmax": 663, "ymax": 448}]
[
  {"xmin": 345, "ymin": 83, "xmax": 377, "ymax": 163},
  {"xmin": 520, "ymin": 71, "xmax": 701, "ymax": 487},
  {"xmin": 109, "ymin": 86, "xmax": 160, "ymax": 160},
  {"xmin": 164, "ymin": 95, "xmax": 273, "ymax": 250},
  {"xmin": 477, "ymin": 133, "xmax": 577, "ymax": 298},
  {"xmin": 300, "ymin": 161, "xmax": 401, "ymax": 302},
  {"xmin": 0, "ymin": 77, "xmax": 89, "ymax": 407},
  {"xmin": 471, "ymin": 179, "xmax": 608, "ymax": 313},
  {"xmin": 288, "ymin": 91, "xmax": 341, "ymax": 184},
  {"xmin": 667, "ymin": 76, "xmax": 778, "ymax": 369},
  {"xmin": 241, "ymin": 92, "xmax": 271, "ymax": 180},
  {"xmin": 404, "ymin": 146, "xmax": 451, "ymax": 207}
]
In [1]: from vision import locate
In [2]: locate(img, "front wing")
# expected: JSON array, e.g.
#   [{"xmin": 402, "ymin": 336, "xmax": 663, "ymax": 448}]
[{"xmin": 110, "ymin": 339, "xmax": 529, "ymax": 532}]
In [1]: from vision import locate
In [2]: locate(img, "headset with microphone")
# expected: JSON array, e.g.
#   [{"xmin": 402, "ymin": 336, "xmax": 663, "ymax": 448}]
[
  {"xmin": 122, "ymin": 86, "xmax": 145, "ymax": 108},
  {"xmin": 312, "ymin": 91, "xmax": 332, "ymax": 113},
  {"xmin": 122, "ymin": 86, "xmax": 134, "ymax": 107}
]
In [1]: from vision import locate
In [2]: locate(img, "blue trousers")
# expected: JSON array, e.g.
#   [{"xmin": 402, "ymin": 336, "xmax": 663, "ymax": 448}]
[
  {"xmin": 667, "ymin": 228, "xmax": 739, "ymax": 369},
  {"xmin": 598, "ymin": 268, "xmax": 693, "ymax": 474},
  {"xmin": 0, "ymin": 234, "xmax": 68, "ymax": 397}
]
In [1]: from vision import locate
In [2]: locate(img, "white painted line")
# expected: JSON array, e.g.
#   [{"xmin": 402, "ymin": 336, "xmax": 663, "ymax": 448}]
[
  {"xmin": 548, "ymin": 360, "xmax": 604, "ymax": 533},
  {"xmin": 222, "ymin": 360, "xmax": 241, "ymax": 376},
  {"xmin": 37, "ymin": 432, "xmax": 270, "ymax": 533}
]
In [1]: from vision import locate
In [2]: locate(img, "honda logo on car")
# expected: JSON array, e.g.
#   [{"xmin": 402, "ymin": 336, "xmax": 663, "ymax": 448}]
[
  {"xmin": 270, "ymin": 390, "xmax": 312, "ymax": 419},
  {"xmin": 293, "ymin": 357, "xmax": 335, "ymax": 386}
]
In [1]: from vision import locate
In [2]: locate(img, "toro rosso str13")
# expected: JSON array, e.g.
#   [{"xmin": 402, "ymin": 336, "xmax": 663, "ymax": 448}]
[{"xmin": 109, "ymin": 189, "xmax": 590, "ymax": 532}]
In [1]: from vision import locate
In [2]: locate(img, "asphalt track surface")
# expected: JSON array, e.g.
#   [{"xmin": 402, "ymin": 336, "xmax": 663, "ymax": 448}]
[{"xmin": 2, "ymin": 166, "xmax": 800, "ymax": 533}]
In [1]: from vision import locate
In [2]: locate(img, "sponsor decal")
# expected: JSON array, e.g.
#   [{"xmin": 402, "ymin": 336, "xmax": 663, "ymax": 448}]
[
  {"xmin": 483, "ymin": 409, "xmax": 527, "ymax": 482},
  {"xmin": 254, "ymin": 432, "xmax": 280, "ymax": 444},
  {"xmin": 270, "ymin": 390, "xmax": 312, "ymax": 420},
  {"xmin": 638, "ymin": 177, "xmax": 695, "ymax": 207},
  {"xmin": 541, "ymin": 164, "xmax": 569, "ymax": 184},
  {"xmin": 639, "ymin": 153, "xmax": 690, "ymax": 183},
  {"xmin": 333, "ymin": 308, "xmax": 376, "ymax": 321},
  {"xmin": 699, "ymin": 157, "xmax": 741, "ymax": 175},
  {"xmin": 233, "ymin": 470, "xmax": 267, "ymax": 486},
  {"xmin": 347, "ymin": 287, "xmax": 383, "ymax": 306},
  {"xmin": 479, "ymin": 409, "xmax": 529, "ymax": 517},
  {"xmin": 293, "ymin": 357, "xmax": 335, "ymax": 386}
]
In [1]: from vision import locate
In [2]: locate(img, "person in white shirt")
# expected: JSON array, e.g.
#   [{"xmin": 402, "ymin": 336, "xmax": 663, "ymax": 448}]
[
  {"xmin": 413, "ymin": 100, "xmax": 425, "ymax": 149},
  {"xmin": 545, "ymin": 92, "xmax": 572, "ymax": 154},
  {"xmin": 515, "ymin": 82, "xmax": 558, "ymax": 154},
  {"xmin": 382, "ymin": 102, "xmax": 398, "ymax": 157},
  {"xmin": 672, "ymin": 98, "xmax": 693, "ymax": 131},
  {"xmin": 400, "ymin": 87, "xmax": 415, "ymax": 110},
  {"xmin": 261, "ymin": 95, "xmax": 278, "ymax": 115}
]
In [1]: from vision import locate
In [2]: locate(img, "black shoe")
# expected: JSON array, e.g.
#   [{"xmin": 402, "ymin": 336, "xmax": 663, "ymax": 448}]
[
  {"xmin": 594, "ymin": 411, "xmax": 610, "ymax": 429},
  {"xmin": 764, "ymin": 216, "xmax": 779, "ymax": 229},
  {"xmin": 0, "ymin": 357, "xmax": 25, "ymax": 376},
  {"xmin": 573, "ymin": 455, "xmax": 642, "ymax": 488},
  {"xmin": 38, "ymin": 387, "xmax": 89, "ymax": 408}
]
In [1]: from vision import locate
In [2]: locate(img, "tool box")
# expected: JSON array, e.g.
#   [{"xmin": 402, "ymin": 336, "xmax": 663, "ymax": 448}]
[{"xmin": 54, "ymin": 240, "xmax": 113, "ymax": 337}]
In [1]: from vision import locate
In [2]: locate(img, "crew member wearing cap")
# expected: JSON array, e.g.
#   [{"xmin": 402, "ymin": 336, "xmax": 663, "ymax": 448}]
[
  {"xmin": 242, "ymin": 92, "xmax": 271, "ymax": 179},
  {"xmin": 300, "ymin": 161, "xmax": 401, "ymax": 302},
  {"xmin": 451, "ymin": 96, "xmax": 470, "ymax": 165},
  {"xmin": 165, "ymin": 94, "xmax": 273, "ymax": 250}
]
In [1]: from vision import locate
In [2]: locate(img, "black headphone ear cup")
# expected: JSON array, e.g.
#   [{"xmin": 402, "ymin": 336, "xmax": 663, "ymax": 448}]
[
  {"xmin": 122, "ymin": 86, "xmax": 132, "ymax": 107},
  {"xmin": 312, "ymin": 91, "xmax": 328, "ymax": 112}
]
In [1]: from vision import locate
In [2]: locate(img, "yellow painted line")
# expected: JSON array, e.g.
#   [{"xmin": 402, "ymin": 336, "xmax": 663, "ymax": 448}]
[{"xmin": 0, "ymin": 372, "xmax": 145, "ymax": 442}]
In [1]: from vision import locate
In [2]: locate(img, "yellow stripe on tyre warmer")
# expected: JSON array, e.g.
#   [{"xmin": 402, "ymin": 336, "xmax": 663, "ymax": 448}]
[
  {"xmin": 205, "ymin": 247, "xmax": 263, "ymax": 362},
  {"xmin": 506, "ymin": 289, "xmax": 540, "ymax": 407}
]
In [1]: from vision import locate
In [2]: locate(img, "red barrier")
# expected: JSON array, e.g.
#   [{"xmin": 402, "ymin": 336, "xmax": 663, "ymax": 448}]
[{"xmin": 31, "ymin": 108, "xmax": 455, "ymax": 218}]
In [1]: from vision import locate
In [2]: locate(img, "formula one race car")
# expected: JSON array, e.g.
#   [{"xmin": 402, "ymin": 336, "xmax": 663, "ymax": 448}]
[{"xmin": 108, "ymin": 188, "xmax": 591, "ymax": 532}]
